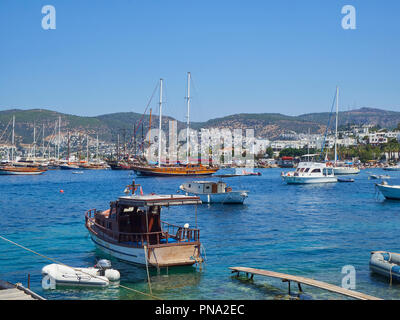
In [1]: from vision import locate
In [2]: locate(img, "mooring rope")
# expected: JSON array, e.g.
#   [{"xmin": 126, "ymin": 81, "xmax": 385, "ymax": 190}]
[{"xmin": 0, "ymin": 234, "xmax": 162, "ymax": 300}]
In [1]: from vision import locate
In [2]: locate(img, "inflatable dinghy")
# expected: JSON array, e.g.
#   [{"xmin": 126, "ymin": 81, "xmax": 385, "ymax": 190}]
[
  {"xmin": 42, "ymin": 259, "xmax": 120, "ymax": 289},
  {"xmin": 369, "ymin": 251, "xmax": 400, "ymax": 282}
]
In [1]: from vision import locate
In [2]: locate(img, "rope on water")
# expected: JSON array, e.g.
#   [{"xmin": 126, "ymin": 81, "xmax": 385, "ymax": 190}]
[{"xmin": 0, "ymin": 234, "xmax": 162, "ymax": 300}]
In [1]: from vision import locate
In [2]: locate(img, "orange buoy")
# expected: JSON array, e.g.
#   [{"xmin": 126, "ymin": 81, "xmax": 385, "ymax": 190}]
[{"xmin": 60, "ymin": 189, "xmax": 64, "ymax": 193}]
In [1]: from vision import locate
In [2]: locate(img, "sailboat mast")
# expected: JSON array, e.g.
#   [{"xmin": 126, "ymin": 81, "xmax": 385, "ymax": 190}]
[
  {"xmin": 11, "ymin": 115, "xmax": 15, "ymax": 163},
  {"xmin": 86, "ymin": 134, "xmax": 89, "ymax": 162},
  {"xmin": 334, "ymin": 86, "xmax": 339, "ymax": 165},
  {"xmin": 58, "ymin": 116, "xmax": 61, "ymax": 160},
  {"xmin": 186, "ymin": 72, "xmax": 191, "ymax": 164},
  {"xmin": 158, "ymin": 78, "xmax": 163, "ymax": 167},
  {"xmin": 33, "ymin": 122, "xmax": 36, "ymax": 160}
]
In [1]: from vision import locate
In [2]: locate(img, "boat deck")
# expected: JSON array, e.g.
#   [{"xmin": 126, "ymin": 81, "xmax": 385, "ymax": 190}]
[
  {"xmin": 0, "ymin": 280, "xmax": 45, "ymax": 300},
  {"xmin": 230, "ymin": 266, "xmax": 382, "ymax": 300}
]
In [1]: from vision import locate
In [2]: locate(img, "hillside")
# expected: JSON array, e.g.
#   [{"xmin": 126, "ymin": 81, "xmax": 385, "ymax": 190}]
[{"xmin": 0, "ymin": 107, "xmax": 399, "ymax": 145}]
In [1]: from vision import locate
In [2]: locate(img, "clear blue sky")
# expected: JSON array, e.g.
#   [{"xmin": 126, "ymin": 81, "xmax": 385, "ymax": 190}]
[{"xmin": 0, "ymin": 0, "xmax": 399, "ymax": 122}]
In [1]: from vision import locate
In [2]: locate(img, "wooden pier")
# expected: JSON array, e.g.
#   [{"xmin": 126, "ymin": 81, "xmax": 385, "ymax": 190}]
[
  {"xmin": 230, "ymin": 267, "xmax": 382, "ymax": 300},
  {"xmin": 0, "ymin": 280, "xmax": 45, "ymax": 300}
]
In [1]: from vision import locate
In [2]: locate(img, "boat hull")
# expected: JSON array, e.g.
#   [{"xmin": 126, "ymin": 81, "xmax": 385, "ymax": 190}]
[
  {"xmin": 0, "ymin": 168, "xmax": 46, "ymax": 175},
  {"xmin": 370, "ymin": 251, "xmax": 400, "ymax": 282},
  {"xmin": 376, "ymin": 184, "xmax": 400, "ymax": 200},
  {"xmin": 332, "ymin": 167, "xmax": 360, "ymax": 175},
  {"xmin": 282, "ymin": 176, "xmax": 338, "ymax": 184},
  {"xmin": 133, "ymin": 166, "xmax": 218, "ymax": 177},
  {"xmin": 383, "ymin": 167, "xmax": 400, "ymax": 171},
  {"xmin": 89, "ymin": 231, "xmax": 200, "ymax": 267},
  {"xmin": 185, "ymin": 191, "xmax": 247, "ymax": 204}
]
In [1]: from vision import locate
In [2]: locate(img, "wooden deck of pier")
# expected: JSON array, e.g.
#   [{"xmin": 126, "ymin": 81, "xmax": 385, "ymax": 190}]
[
  {"xmin": 230, "ymin": 267, "xmax": 382, "ymax": 300},
  {"xmin": 0, "ymin": 280, "xmax": 45, "ymax": 300}
]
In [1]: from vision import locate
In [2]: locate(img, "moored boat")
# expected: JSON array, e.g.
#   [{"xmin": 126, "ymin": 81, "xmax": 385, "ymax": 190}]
[
  {"xmin": 85, "ymin": 181, "xmax": 204, "ymax": 267},
  {"xmin": 0, "ymin": 165, "xmax": 46, "ymax": 175},
  {"xmin": 376, "ymin": 181, "xmax": 400, "ymax": 200},
  {"xmin": 281, "ymin": 162, "xmax": 337, "ymax": 184},
  {"xmin": 179, "ymin": 181, "xmax": 248, "ymax": 204},
  {"xmin": 383, "ymin": 163, "xmax": 400, "ymax": 171},
  {"xmin": 370, "ymin": 251, "xmax": 400, "ymax": 282},
  {"xmin": 41, "ymin": 259, "xmax": 120, "ymax": 289},
  {"xmin": 132, "ymin": 163, "xmax": 218, "ymax": 176}
]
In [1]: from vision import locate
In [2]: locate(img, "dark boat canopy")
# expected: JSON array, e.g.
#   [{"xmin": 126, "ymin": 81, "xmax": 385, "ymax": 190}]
[{"xmin": 117, "ymin": 194, "xmax": 202, "ymax": 207}]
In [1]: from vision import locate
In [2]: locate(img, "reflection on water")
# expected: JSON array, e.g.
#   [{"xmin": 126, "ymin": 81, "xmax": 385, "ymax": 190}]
[{"xmin": 1, "ymin": 168, "xmax": 400, "ymax": 300}]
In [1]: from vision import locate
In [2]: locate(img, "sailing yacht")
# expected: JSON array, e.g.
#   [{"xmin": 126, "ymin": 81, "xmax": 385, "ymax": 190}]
[
  {"xmin": 131, "ymin": 74, "xmax": 218, "ymax": 176},
  {"xmin": 0, "ymin": 116, "xmax": 46, "ymax": 175},
  {"xmin": 331, "ymin": 87, "xmax": 360, "ymax": 175}
]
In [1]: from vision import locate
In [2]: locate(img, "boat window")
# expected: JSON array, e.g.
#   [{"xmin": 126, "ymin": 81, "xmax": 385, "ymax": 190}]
[
  {"xmin": 188, "ymin": 184, "xmax": 191, "ymax": 188},
  {"xmin": 311, "ymin": 169, "xmax": 321, "ymax": 173},
  {"xmin": 304, "ymin": 168, "xmax": 310, "ymax": 172},
  {"xmin": 123, "ymin": 207, "xmax": 134, "ymax": 213},
  {"xmin": 300, "ymin": 168, "xmax": 305, "ymax": 172}
]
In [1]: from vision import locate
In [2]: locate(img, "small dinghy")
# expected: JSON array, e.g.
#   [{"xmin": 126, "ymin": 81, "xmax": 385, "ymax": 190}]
[
  {"xmin": 337, "ymin": 177, "xmax": 354, "ymax": 183},
  {"xmin": 41, "ymin": 259, "xmax": 120, "ymax": 289},
  {"xmin": 370, "ymin": 251, "xmax": 400, "ymax": 282}
]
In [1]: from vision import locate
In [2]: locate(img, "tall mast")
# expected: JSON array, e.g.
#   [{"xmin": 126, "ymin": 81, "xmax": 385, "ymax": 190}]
[
  {"xmin": 148, "ymin": 108, "xmax": 152, "ymax": 146},
  {"xmin": 334, "ymin": 86, "xmax": 339, "ymax": 165},
  {"xmin": 186, "ymin": 72, "xmax": 191, "ymax": 164},
  {"xmin": 86, "ymin": 134, "xmax": 89, "ymax": 162},
  {"xmin": 117, "ymin": 133, "xmax": 120, "ymax": 161},
  {"xmin": 11, "ymin": 115, "xmax": 15, "ymax": 163},
  {"xmin": 67, "ymin": 130, "xmax": 70, "ymax": 162},
  {"xmin": 96, "ymin": 134, "xmax": 99, "ymax": 162},
  {"xmin": 158, "ymin": 78, "xmax": 163, "ymax": 167},
  {"xmin": 42, "ymin": 123, "xmax": 45, "ymax": 158},
  {"xmin": 58, "ymin": 116, "xmax": 61, "ymax": 160},
  {"xmin": 33, "ymin": 122, "xmax": 36, "ymax": 160}
]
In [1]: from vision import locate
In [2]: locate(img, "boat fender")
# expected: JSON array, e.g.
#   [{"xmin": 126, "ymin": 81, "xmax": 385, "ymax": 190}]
[
  {"xmin": 42, "ymin": 274, "xmax": 56, "ymax": 290},
  {"xmin": 104, "ymin": 269, "xmax": 120, "ymax": 281}
]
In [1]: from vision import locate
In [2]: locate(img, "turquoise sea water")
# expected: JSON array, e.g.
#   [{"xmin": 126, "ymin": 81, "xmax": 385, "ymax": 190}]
[{"xmin": 1, "ymin": 168, "xmax": 400, "ymax": 300}]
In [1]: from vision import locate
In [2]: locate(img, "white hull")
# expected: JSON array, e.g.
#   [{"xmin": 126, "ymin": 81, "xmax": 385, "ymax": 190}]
[
  {"xmin": 282, "ymin": 176, "xmax": 338, "ymax": 184},
  {"xmin": 383, "ymin": 167, "xmax": 400, "ymax": 171},
  {"xmin": 376, "ymin": 184, "xmax": 400, "ymax": 200},
  {"xmin": 186, "ymin": 191, "xmax": 247, "ymax": 204},
  {"xmin": 90, "ymin": 234, "xmax": 147, "ymax": 265},
  {"xmin": 332, "ymin": 167, "xmax": 360, "ymax": 175}
]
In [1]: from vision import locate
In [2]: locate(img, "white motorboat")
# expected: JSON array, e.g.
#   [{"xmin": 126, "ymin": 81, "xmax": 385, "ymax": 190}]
[
  {"xmin": 384, "ymin": 163, "xmax": 400, "ymax": 171},
  {"xmin": 179, "ymin": 181, "xmax": 248, "ymax": 204},
  {"xmin": 281, "ymin": 162, "xmax": 337, "ymax": 184},
  {"xmin": 376, "ymin": 181, "xmax": 400, "ymax": 200},
  {"xmin": 41, "ymin": 259, "xmax": 120, "ymax": 289},
  {"xmin": 332, "ymin": 166, "xmax": 360, "ymax": 175}
]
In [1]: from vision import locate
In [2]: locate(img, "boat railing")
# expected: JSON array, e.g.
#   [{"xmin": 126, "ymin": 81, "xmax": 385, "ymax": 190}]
[{"xmin": 85, "ymin": 210, "xmax": 200, "ymax": 247}]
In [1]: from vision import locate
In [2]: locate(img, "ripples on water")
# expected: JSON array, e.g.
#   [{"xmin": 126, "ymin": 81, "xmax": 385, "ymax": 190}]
[{"xmin": 1, "ymin": 168, "xmax": 400, "ymax": 300}]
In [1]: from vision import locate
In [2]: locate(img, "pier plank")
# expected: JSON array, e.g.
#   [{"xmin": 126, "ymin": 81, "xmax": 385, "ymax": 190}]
[{"xmin": 230, "ymin": 266, "xmax": 382, "ymax": 300}]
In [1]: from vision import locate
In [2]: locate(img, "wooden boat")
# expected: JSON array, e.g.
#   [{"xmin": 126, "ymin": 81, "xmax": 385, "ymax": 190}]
[
  {"xmin": 180, "ymin": 181, "xmax": 248, "ymax": 204},
  {"xmin": 370, "ymin": 251, "xmax": 400, "ymax": 282},
  {"xmin": 85, "ymin": 181, "xmax": 204, "ymax": 267},
  {"xmin": 132, "ymin": 163, "xmax": 218, "ymax": 177},
  {"xmin": 0, "ymin": 165, "xmax": 46, "ymax": 175}
]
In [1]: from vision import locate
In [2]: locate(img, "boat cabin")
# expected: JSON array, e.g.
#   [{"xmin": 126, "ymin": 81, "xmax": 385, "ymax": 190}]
[
  {"xmin": 293, "ymin": 162, "xmax": 334, "ymax": 176},
  {"xmin": 181, "ymin": 181, "xmax": 230, "ymax": 194},
  {"xmin": 86, "ymin": 193, "xmax": 202, "ymax": 248}
]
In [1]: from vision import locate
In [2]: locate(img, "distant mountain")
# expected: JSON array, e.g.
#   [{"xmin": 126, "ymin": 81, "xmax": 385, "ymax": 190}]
[
  {"xmin": 298, "ymin": 107, "xmax": 400, "ymax": 129},
  {"xmin": 0, "ymin": 107, "xmax": 399, "ymax": 145}
]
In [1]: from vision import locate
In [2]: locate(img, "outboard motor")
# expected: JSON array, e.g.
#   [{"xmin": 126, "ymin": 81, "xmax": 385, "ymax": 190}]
[
  {"xmin": 95, "ymin": 259, "xmax": 120, "ymax": 281},
  {"xmin": 95, "ymin": 259, "xmax": 112, "ymax": 276}
]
